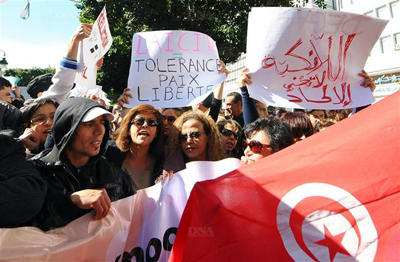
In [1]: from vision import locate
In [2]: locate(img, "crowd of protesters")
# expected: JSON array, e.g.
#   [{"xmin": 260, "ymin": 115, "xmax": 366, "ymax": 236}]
[{"xmin": 0, "ymin": 23, "xmax": 376, "ymax": 230}]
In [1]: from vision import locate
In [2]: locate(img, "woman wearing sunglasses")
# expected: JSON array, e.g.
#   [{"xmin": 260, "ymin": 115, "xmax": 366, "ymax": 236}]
[
  {"xmin": 161, "ymin": 108, "xmax": 183, "ymax": 138},
  {"xmin": 241, "ymin": 116, "xmax": 294, "ymax": 164},
  {"xmin": 109, "ymin": 104, "xmax": 165, "ymax": 190},
  {"xmin": 20, "ymin": 98, "xmax": 59, "ymax": 158},
  {"xmin": 164, "ymin": 111, "xmax": 225, "ymax": 174},
  {"xmin": 217, "ymin": 119, "xmax": 242, "ymax": 158}
]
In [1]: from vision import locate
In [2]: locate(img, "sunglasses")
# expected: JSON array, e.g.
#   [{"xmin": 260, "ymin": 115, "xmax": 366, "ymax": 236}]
[
  {"xmin": 162, "ymin": 115, "xmax": 176, "ymax": 123},
  {"xmin": 180, "ymin": 131, "xmax": 204, "ymax": 142},
  {"xmin": 221, "ymin": 129, "xmax": 238, "ymax": 140},
  {"xmin": 131, "ymin": 118, "xmax": 159, "ymax": 127},
  {"xmin": 242, "ymin": 140, "xmax": 272, "ymax": 153}
]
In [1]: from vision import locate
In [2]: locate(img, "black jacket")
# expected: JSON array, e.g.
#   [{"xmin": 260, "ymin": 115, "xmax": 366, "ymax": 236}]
[
  {"xmin": 0, "ymin": 101, "xmax": 23, "ymax": 133},
  {"xmin": 0, "ymin": 130, "xmax": 47, "ymax": 228},
  {"xmin": 105, "ymin": 144, "xmax": 164, "ymax": 190},
  {"xmin": 30, "ymin": 98, "xmax": 134, "ymax": 231}
]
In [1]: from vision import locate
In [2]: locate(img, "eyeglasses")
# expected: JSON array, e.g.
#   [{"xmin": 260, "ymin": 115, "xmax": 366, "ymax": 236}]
[
  {"xmin": 131, "ymin": 118, "xmax": 159, "ymax": 127},
  {"xmin": 242, "ymin": 140, "xmax": 272, "ymax": 153},
  {"xmin": 162, "ymin": 115, "xmax": 176, "ymax": 123},
  {"xmin": 221, "ymin": 129, "xmax": 238, "ymax": 140},
  {"xmin": 31, "ymin": 115, "xmax": 54, "ymax": 125},
  {"xmin": 180, "ymin": 131, "xmax": 204, "ymax": 142}
]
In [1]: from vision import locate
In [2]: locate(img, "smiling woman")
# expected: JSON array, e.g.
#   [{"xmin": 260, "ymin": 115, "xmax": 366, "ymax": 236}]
[{"xmin": 109, "ymin": 104, "xmax": 165, "ymax": 190}]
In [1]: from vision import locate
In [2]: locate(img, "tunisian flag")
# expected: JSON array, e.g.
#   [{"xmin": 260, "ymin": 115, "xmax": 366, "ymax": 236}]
[{"xmin": 170, "ymin": 92, "xmax": 400, "ymax": 261}]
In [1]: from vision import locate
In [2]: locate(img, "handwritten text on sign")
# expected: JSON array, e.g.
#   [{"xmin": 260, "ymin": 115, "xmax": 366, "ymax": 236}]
[
  {"xmin": 246, "ymin": 8, "xmax": 388, "ymax": 109},
  {"xmin": 127, "ymin": 31, "xmax": 226, "ymax": 108}
]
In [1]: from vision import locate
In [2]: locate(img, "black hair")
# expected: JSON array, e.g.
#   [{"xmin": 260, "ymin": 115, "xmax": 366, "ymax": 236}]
[
  {"xmin": 0, "ymin": 77, "xmax": 11, "ymax": 90},
  {"xmin": 226, "ymin": 92, "xmax": 242, "ymax": 104},
  {"xmin": 243, "ymin": 116, "xmax": 294, "ymax": 153}
]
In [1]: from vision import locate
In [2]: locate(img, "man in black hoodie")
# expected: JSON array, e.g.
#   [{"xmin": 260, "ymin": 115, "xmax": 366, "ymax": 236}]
[{"xmin": 30, "ymin": 97, "xmax": 134, "ymax": 231}]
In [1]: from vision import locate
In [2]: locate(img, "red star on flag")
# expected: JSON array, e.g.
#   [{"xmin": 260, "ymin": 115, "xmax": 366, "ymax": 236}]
[{"xmin": 316, "ymin": 225, "xmax": 352, "ymax": 261}]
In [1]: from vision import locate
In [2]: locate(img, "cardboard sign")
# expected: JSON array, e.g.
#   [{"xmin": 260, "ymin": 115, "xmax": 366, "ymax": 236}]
[
  {"xmin": 246, "ymin": 7, "xmax": 388, "ymax": 109},
  {"xmin": 126, "ymin": 30, "xmax": 226, "ymax": 108},
  {"xmin": 76, "ymin": 6, "xmax": 113, "ymax": 89}
]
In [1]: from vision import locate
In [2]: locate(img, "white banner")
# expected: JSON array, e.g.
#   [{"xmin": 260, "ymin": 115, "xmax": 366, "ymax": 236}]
[
  {"xmin": 126, "ymin": 30, "xmax": 226, "ymax": 108},
  {"xmin": 0, "ymin": 158, "xmax": 244, "ymax": 261},
  {"xmin": 246, "ymin": 7, "xmax": 388, "ymax": 109},
  {"xmin": 76, "ymin": 6, "xmax": 113, "ymax": 89}
]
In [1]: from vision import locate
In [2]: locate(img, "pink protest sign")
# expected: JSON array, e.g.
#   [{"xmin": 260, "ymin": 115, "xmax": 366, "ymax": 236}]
[
  {"xmin": 126, "ymin": 30, "xmax": 226, "ymax": 108},
  {"xmin": 246, "ymin": 7, "xmax": 388, "ymax": 109}
]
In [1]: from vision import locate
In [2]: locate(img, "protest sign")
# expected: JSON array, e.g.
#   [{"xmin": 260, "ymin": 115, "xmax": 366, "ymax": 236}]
[
  {"xmin": 246, "ymin": 7, "xmax": 388, "ymax": 109},
  {"xmin": 126, "ymin": 30, "xmax": 226, "ymax": 108},
  {"xmin": 76, "ymin": 7, "xmax": 113, "ymax": 89},
  {"xmin": 170, "ymin": 91, "xmax": 400, "ymax": 261},
  {"xmin": 0, "ymin": 158, "xmax": 243, "ymax": 261}
]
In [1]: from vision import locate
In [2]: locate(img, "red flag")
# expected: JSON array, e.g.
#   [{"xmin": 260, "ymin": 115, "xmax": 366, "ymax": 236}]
[{"xmin": 170, "ymin": 92, "xmax": 400, "ymax": 261}]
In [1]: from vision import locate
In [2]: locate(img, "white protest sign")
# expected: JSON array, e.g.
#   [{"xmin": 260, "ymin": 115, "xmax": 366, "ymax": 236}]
[
  {"xmin": 246, "ymin": 7, "xmax": 388, "ymax": 109},
  {"xmin": 126, "ymin": 30, "xmax": 226, "ymax": 108},
  {"xmin": 0, "ymin": 158, "xmax": 244, "ymax": 261},
  {"xmin": 76, "ymin": 7, "xmax": 113, "ymax": 89}
]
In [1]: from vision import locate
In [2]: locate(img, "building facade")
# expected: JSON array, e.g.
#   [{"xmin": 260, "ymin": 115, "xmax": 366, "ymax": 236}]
[
  {"xmin": 334, "ymin": 0, "xmax": 400, "ymax": 101},
  {"xmin": 223, "ymin": 0, "xmax": 400, "ymax": 103}
]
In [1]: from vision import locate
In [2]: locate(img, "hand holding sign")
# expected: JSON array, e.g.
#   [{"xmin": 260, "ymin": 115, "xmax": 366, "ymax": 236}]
[
  {"xmin": 126, "ymin": 30, "xmax": 226, "ymax": 108},
  {"xmin": 76, "ymin": 7, "xmax": 113, "ymax": 90},
  {"xmin": 246, "ymin": 7, "xmax": 388, "ymax": 109}
]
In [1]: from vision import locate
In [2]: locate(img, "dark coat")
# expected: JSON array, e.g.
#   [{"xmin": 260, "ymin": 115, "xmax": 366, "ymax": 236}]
[
  {"xmin": 30, "ymin": 98, "xmax": 135, "ymax": 231},
  {"xmin": 105, "ymin": 144, "xmax": 164, "ymax": 190},
  {"xmin": 0, "ymin": 130, "xmax": 47, "ymax": 228},
  {"xmin": 0, "ymin": 101, "xmax": 22, "ymax": 133}
]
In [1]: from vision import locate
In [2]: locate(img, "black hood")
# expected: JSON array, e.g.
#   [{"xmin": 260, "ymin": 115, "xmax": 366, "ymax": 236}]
[{"xmin": 46, "ymin": 97, "xmax": 110, "ymax": 164}]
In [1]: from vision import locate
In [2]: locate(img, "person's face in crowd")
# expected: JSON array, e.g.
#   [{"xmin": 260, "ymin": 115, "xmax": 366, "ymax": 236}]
[
  {"xmin": 243, "ymin": 130, "xmax": 273, "ymax": 164},
  {"xmin": 256, "ymin": 101, "xmax": 268, "ymax": 117},
  {"xmin": 30, "ymin": 103, "xmax": 57, "ymax": 144},
  {"xmin": 309, "ymin": 110, "xmax": 325, "ymax": 127},
  {"xmin": 66, "ymin": 115, "xmax": 106, "ymax": 167},
  {"xmin": 162, "ymin": 109, "xmax": 178, "ymax": 136},
  {"xmin": 0, "ymin": 86, "xmax": 12, "ymax": 103},
  {"xmin": 130, "ymin": 112, "xmax": 158, "ymax": 147},
  {"xmin": 221, "ymin": 123, "xmax": 238, "ymax": 152},
  {"xmin": 180, "ymin": 118, "xmax": 208, "ymax": 161},
  {"xmin": 225, "ymin": 96, "xmax": 242, "ymax": 118}
]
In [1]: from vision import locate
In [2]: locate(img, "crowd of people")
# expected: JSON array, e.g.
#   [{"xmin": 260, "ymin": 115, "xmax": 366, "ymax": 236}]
[{"xmin": 0, "ymin": 23, "xmax": 376, "ymax": 231}]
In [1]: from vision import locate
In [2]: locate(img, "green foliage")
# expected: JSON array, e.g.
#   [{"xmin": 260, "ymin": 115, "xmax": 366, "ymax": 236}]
[
  {"xmin": 76, "ymin": 0, "xmax": 327, "ymax": 97},
  {"xmin": 4, "ymin": 67, "xmax": 55, "ymax": 86}
]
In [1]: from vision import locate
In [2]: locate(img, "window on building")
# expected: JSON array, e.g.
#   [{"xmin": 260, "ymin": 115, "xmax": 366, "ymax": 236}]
[
  {"xmin": 391, "ymin": 1, "xmax": 400, "ymax": 18},
  {"xmin": 395, "ymin": 33, "xmax": 400, "ymax": 49},
  {"xmin": 377, "ymin": 5, "xmax": 390, "ymax": 19},
  {"xmin": 380, "ymin": 36, "xmax": 393, "ymax": 53},
  {"xmin": 365, "ymin": 11, "xmax": 375, "ymax": 17}
]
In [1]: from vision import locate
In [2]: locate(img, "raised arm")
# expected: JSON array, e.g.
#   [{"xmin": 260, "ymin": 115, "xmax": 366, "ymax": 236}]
[
  {"xmin": 237, "ymin": 68, "xmax": 259, "ymax": 126},
  {"xmin": 40, "ymin": 24, "xmax": 93, "ymax": 103}
]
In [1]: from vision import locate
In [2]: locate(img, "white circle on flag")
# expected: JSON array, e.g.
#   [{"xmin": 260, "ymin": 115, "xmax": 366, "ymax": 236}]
[{"xmin": 277, "ymin": 183, "xmax": 378, "ymax": 261}]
